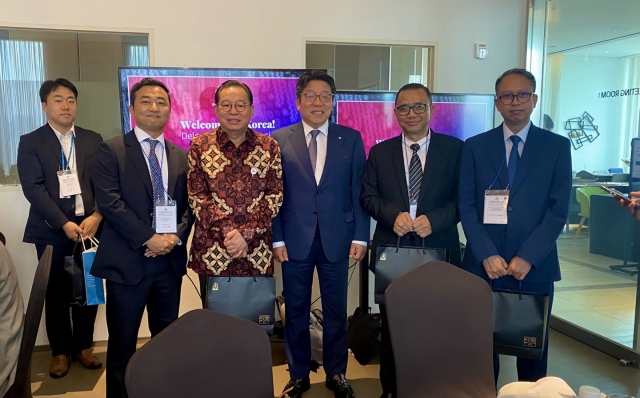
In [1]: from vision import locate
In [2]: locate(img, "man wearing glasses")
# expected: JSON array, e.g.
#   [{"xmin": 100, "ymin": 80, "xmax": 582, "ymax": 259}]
[
  {"xmin": 272, "ymin": 70, "xmax": 369, "ymax": 398},
  {"xmin": 360, "ymin": 83, "xmax": 463, "ymax": 398},
  {"xmin": 187, "ymin": 80, "xmax": 283, "ymax": 303},
  {"xmin": 458, "ymin": 69, "xmax": 571, "ymax": 382}
]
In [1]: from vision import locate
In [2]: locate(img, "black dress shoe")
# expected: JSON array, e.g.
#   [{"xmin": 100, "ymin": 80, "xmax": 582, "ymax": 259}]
[
  {"xmin": 325, "ymin": 374, "xmax": 355, "ymax": 398},
  {"xmin": 282, "ymin": 377, "xmax": 310, "ymax": 398}
]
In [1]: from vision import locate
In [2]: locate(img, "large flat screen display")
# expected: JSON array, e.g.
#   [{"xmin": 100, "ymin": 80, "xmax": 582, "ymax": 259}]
[
  {"xmin": 332, "ymin": 91, "xmax": 495, "ymax": 156},
  {"xmin": 118, "ymin": 67, "xmax": 309, "ymax": 150}
]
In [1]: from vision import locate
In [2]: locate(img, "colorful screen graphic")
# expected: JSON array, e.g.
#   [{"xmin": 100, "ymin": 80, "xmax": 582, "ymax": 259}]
[
  {"xmin": 332, "ymin": 92, "xmax": 495, "ymax": 156},
  {"xmin": 118, "ymin": 68, "xmax": 308, "ymax": 150}
]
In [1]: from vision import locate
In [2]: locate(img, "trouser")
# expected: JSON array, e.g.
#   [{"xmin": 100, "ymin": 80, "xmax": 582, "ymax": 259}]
[
  {"xmin": 36, "ymin": 241, "xmax": 98, "ymax": 358},
  {"xmin": 105, "ymin": 256, "xmax": 181, "ymax": 398},
  {"xmin": 282, "ymin": 226, "xmax": 349, "ymax": 379}
]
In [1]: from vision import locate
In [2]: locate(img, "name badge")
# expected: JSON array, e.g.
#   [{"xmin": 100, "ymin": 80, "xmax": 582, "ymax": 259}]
[
  {"xmin": 57, "ymin": 170, "xmax": 82, "ymax": 198},
  {"xmin": 483, "ymin": 190, "xmax": 509, "ymax": 225},
  {"xmin": 155, "ymin": 200, "xmax": 177, "ymax": 233}
]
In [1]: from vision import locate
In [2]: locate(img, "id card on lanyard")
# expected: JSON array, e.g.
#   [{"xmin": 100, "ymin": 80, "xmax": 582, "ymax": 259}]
[
  {"xmin": 154, "ymin": 200, "xmax": 177, "ymax": 233},
  {"xmin": 58, "ymin": 135, "xmax": 81, "ymax": 198},
  {"xmin": 483, "ymin": 155, "xmax": 510, "ymax": 225},
  {"xmin": 142, "ymin": 140, "xmax": 178, "ymax": 234}
]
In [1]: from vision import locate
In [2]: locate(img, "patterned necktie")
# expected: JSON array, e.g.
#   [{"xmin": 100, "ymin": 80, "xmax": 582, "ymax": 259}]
[
  {"xmin": 508, "ymin": 135, "xmax": 521, "ymax": 184},
  {"xmin": 308, "ymin": 129, "xmax": 320, "ymax": 175},
  {"xmin": 408, "ymin": 143, "xmax": 423, "ymax": 203},
  {"xmin": 144, "ymin": 138, "xmax": 164, "ymax": 228}
]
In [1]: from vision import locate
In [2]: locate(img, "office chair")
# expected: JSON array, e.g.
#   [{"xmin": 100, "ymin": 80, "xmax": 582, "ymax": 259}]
[
  {"xmin": 126, "ymin": 309, "xmax": 274, "ymax": 398},
  {"xmin": 3, "ymin": 245, "xmax": 53, "ymax": 398},
  {"xmin": 574, "ymin": 186, "xmax": 604, "ymax": 241},
  {"xmin": 385, "ymin": 261, "xmax": 495, "ymax": 398}
]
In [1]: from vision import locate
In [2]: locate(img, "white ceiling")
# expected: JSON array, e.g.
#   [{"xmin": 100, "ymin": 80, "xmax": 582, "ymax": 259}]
[{"xmin": 546, "ymin": 0, "xmax": 640, "ymax": 58}]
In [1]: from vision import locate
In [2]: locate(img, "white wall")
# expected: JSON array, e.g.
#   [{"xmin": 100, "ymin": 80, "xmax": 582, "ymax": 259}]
[{"xmin": 0, "ymin": 0, "xmax": 528, "ymax": 346}]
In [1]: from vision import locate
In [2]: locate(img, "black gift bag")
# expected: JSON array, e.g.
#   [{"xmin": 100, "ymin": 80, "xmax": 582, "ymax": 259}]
[
  {"xmin": 373, "ymin": 237, "xmax": 449, "ymax": 304},
  {"xmin": 492, "ymin": 281, "xmax": 549, "ymax": 359}
]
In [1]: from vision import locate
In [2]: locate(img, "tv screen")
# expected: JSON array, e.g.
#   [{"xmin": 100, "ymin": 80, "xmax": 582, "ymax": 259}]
[
  {"xmin": 118, "ymin": 67, "xmax": 310, "ymax": 150},
  {"xmin": 331, "ymin": 91, "xmax": 495, "ymax": 156}
]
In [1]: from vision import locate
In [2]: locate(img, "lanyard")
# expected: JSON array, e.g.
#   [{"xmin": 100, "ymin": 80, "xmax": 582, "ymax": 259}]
[
  {"xmin": 59, "ymin": 134, "xmax": 75, "ymax": 170},
  {"xmin": 140, "ymin": 140, "xmax": 172, "ymax": 200},
  {"xmin": 487, "ymin": 154, "xmax": 517, "ymax": 190}
]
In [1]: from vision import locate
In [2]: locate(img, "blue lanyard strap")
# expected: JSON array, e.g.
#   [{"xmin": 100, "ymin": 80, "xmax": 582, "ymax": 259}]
[
  {"xmin": 488, "ymin": 155, "xmax": 506, "ymax": 190},
  {"xmin": 59, "ymin": 134, "xmax": 75, "ymax": 170}
]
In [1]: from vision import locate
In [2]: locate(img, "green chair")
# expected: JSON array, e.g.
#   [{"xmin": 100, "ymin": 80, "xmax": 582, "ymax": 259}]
[{"xmin": 573, "ymin": 186, "xmax": 604, "ymax": 241}]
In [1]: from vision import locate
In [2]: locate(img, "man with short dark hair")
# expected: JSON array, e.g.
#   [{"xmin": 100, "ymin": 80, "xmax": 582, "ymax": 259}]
[
  {"xmin": 360, "ymin": 83, "xmax": 463, "ymax": 398},
  {"xmin": 91, "ymin": 78, "xmax": 193, "ymax": 398},
  {"xmin": 188, "ymin": 80, "xmax": 283, "ymax": 304},
  {"xmin": 272, "ymin": 71, "xmax": 369, "ymax": 398},
  {"xmin": 458, "ymin": 68, "xmax": 571, "ymax": 382},
  {"xmin": 17, "ymin": 78, "xmax": 103, "ymax": 378}
]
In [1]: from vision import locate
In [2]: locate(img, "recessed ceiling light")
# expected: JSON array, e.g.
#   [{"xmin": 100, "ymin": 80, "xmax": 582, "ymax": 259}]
[{"xmin": 605, "ymin": 51, "xmax": 610, "ymax": 53}]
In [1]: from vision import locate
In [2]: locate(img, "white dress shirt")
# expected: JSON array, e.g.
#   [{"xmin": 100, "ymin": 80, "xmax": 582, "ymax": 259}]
[
  {"xmin": 503, "ymin": 121, "xmax": 531, "ymax": 165},
  {"xmin": 51, "ymin": 123, "xmax": 84, "ymax": 216},
  {"xmin": 302, "ymin": 119, "xmax": 328, "ymax": 184},
  {"xmin": 134, "ymin": 126, "xmax": 169, "ymax": 201}
]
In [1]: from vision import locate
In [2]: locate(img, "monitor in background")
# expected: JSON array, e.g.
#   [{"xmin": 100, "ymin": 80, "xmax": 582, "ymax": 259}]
[
  {"xmin": 118, "ymin": 67, "xmax": 310, "ymax": 150},
  {"xmin": 332, "ymin": 91, "xmax": 495, "ymax": 156}
]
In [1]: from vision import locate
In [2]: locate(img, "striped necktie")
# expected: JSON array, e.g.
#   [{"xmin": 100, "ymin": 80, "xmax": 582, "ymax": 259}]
[
  {"xmin": 144, "ymin": 138, "xmax": 164, "ymax": 228},
  {"xmin": 408, "ymin": 143, "xmax": 422, "ymax": 203}
]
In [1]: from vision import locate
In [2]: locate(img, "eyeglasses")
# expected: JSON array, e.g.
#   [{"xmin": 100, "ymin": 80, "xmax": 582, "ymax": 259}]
[
  {"xmin": 217, "ymin": 102, "xmax": 248, "ymax": 112},
  {"xmin": 396, "ymin": 103, "xmax": 430, "ymax": 116},
  {"xmin": 496, "ymin": 92, "xmax": 533, "ymax": 105},
  {"xmin": 303, "ymin": 93, "xmax": 334, "ymax": 103}
]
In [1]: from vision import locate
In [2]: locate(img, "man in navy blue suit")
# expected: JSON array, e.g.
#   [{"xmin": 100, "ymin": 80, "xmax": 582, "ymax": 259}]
[
  {"xmin": 458, "ymin": 68, "xmax": 572, "ymax": 382},
  {"xmin": 272, "ymin": 71, "xmax": 369, "ymax": 398}
]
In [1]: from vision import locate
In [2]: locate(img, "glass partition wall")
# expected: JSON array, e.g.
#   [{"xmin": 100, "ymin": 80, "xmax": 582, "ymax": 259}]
[
  {"xmin": 0, "ymin": 28, "xmax": 149, "ymax": 185},
  {"xmin": 528, "ymin": 0, "xmax": 640, "ymax": 366}
]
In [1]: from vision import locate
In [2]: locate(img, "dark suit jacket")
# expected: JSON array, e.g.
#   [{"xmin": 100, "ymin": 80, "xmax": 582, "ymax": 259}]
[
  {"xmin": 271, "ymin": 122, "xmax": 370, "ymax": 263},
  {"xmin": 458, "ymin": 123, "xmax": 572, "ymax": 283},
  {"xmin": 90, "ymin": 131, "xmax": 192, "ymax": 285},
  {"xmin": 18, "ymin": 124, "xmax": 103, "ymax": 246},
  {"xmin": 360, "ymin": 132, "xmax": 463, "ymax": 265}
]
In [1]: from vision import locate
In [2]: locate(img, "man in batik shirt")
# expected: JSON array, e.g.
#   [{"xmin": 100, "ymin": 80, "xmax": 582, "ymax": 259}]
[{"xmin": 187, "ymin": 80, "xmax": 283, "ymax": 306}]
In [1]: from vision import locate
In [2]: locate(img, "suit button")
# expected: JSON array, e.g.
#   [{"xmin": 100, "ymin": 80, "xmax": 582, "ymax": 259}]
[
  {"xmin": 71, "ymin": 205, "xmax": 75, "ymax": 209},
  {"xmin": 508, "ymin": 206, "xmax": 512, "ymax": 211},
  {"xmin": 316, "ymin": 191, "xmax": 320, "ymax": 195},
  {"xmin": 313, "ymin": 211, "xmax": 318, "ymax": 215}
]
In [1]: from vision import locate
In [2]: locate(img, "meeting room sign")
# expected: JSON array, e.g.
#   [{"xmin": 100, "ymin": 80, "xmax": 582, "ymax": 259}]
[{"xmin": 598, "ymin": 87, "xmax": 640, "ymax": 99}]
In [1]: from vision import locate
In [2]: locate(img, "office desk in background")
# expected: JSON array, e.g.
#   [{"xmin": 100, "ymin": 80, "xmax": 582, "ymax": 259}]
[{"xmin": 589, "ymin": 193, "xmax": 640, "ymax": 264}]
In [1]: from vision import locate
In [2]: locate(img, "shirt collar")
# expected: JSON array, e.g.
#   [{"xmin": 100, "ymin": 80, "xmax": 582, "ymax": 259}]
[
  {"xmin": 402, "ymin": 128, "xmax": 430, "ymax": 149},
  {"xmin": 302, "ymin": 120, "xmax": 329, "ymax": 138},
  {"xmin": 50, "ymin": 123, "xmax": 75, "ymax": 140},
  {"xmin": 216, "ymin": 127, "xmax": 258, "ymax": 149},
  {"xmin": 134, "ymin": 126, "xmax": 165, "ymax": 147},
  {"xmin": 503, "ymin": 121, "xmax": 531, "ymax": 144}
]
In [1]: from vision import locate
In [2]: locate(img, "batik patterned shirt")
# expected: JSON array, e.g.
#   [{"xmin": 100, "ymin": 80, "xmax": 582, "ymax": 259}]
[{"xmin": 187, "ymin": 128, "xmax": 283, "ymax": 276}]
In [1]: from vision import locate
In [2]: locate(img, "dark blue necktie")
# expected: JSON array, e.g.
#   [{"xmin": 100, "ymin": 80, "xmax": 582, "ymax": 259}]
[
  {"xmin": 144, "ymin": 138, "xmax": 164, "ymax": 228},
  {"xmin": 507, "ymin": 135, "xmax": 521, "ymax": 185}
]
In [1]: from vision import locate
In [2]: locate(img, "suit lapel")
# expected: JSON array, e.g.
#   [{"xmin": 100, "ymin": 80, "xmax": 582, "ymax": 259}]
[
  {"xmin": 165, "ymin": 140, "xmax": 178, "ymax": 199},
  {"xmin": 391, "ymin": 136, "xmax": 410, "ymax": 207},
  {"xmin": 418, "ymin": 131, "xmax": 441, "ymax": 206},
  {"xmin": 510, "ymin": 124, "xmax": 547, "ymax": 195},
  {"xmin": 486, "ymin": 126, "xmax": 510, "ymax": 189},
  {"xmin": 74, "ymin": 128, "xmax": 87, "ymax": 180},
  {"xmin": 124, "ymin": 130, "xmax": 153, "ymax": 199},
  {"xmin": 288, "ymin": 123, "xmax": 316, "ymax": 185},
  {"xmin": 318, "ymin": 123, "xmax": 345, "ymax": 187},
  {"xmin": 42, "ymin": 124, "xmax": 62, "ymax": 166}
]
